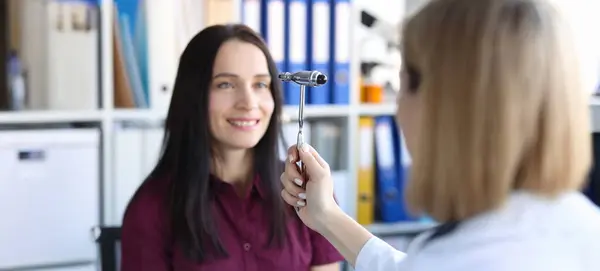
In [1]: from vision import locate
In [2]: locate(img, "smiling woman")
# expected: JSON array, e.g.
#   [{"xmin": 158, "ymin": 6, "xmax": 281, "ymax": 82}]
[{"xmin": 120, "ymin": 24, "xmax": 343, "ymax": 271}]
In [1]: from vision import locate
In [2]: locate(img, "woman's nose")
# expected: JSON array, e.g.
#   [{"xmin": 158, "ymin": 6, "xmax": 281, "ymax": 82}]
[{"xmin": 236, "ymin": 85, "xmax": 259, "ymax": 110}]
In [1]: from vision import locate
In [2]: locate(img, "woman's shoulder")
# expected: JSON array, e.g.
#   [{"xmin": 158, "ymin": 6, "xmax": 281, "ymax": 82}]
[{"xmin": 123, "ymin": 176, "xmax": 170, "ymax": 225}]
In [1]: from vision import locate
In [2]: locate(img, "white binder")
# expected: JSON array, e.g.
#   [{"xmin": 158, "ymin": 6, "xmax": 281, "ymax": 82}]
[
  {"xmin": 279, "ymin": 122, "xmax": 312, "ymax": 160},
  {"xmin": 112, "ymin": 125, "xmax": 144, "ymax": 225},
  {"xmin": 146, "ymin": 0, "xmax": 178, "ymax": 112},
  {"xmin": 111, "ymin": 124, "xmax": 164, "ymax": 225}
]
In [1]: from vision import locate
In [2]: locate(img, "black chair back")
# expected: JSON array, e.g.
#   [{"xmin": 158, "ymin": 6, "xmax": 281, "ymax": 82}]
[{"xmin": 93, "ymin": 226, "xmax": 121, "ymax": 271}]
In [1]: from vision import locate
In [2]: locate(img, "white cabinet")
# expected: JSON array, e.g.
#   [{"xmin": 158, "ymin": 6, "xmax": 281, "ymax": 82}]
[{"xmin": 0, "ymin": 128, "xmax": 100, "ymax": 269}]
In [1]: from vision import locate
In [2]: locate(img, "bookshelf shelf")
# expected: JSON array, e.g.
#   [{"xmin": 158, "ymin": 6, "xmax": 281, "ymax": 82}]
[
  {"xmin": 0, "ymin": 110, "xmax": 103, "ymax": 124},
  {"xmin": 358, "ymin": 103, "xmax": 396, "ymax": 116},
  {"xmin": 283, "ymin": 104, "xmax": 351, "ymax": 120},
  {"xmin": 111, "ymin": 109, "xmax": 166, "ymax": 122}
]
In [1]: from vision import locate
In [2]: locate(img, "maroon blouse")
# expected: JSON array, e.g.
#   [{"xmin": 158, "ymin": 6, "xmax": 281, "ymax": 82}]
[{"xmin": 121, "ymin": 175, "xmax": 343, "ymax": 271}]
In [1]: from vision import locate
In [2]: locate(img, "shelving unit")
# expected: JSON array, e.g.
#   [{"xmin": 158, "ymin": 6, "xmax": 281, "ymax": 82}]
[
  {"xmin": 4, "ymin": 0, "xmax": 599, "ymax": 242},
  {"xmin": 0, "ymin": 0, "xmax": 403, "ymax": 230}
]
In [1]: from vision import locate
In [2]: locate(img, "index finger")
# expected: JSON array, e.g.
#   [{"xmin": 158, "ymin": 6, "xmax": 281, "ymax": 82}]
[
  {"xmin": 286, "ymin": 144, "xmax": 300, "ymax": 163},
  {"xmin": 288, "ymin": 144, "xmax": 329, "ymax": 169}
]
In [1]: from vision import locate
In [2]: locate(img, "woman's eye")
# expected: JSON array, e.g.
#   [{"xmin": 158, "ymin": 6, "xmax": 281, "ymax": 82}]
[
  {"xmin": 216, "ymin": 82, "xmax": 233, "ymax": 89},
  {"xmin": 255, "ymin": 82, "xmax": 269, "ymax": 89}
]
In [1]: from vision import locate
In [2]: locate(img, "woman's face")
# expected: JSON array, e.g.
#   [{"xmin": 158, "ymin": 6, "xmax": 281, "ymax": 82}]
[
  {"xmin": 396, "ymin": 67, "xmax": 421, "ymax": 156},
  {"xmin": 208, "ymin": 40, "xmax": 275, "ymax": 150}
]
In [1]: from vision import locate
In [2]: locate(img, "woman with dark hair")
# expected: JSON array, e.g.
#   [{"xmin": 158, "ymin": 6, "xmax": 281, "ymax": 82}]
[{"xmin": 121, "ymin": 24, "xmax": 343, "ymax": 270}]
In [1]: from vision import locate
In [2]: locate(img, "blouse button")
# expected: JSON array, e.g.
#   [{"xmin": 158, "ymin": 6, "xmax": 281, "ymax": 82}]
[{"xmin": 243, "ymin": 243, "xmax": 251, "ymax": 251}]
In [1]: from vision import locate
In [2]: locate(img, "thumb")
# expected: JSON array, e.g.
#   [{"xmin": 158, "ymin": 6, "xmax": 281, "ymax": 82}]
[{"xmin": 298, "ymin": 143, "xmax": 327, "ymax": 180}]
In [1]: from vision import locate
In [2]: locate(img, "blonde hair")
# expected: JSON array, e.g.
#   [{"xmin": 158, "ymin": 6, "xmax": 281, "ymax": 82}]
[{"xmin": 403, "ymin": 0, "xmax": 592, "ymax": 222}]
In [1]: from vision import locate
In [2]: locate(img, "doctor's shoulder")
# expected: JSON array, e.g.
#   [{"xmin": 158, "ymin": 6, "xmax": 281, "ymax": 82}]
[{"xmin": 400, "ymin": 193, "xmax": 600, "ymax": 271}]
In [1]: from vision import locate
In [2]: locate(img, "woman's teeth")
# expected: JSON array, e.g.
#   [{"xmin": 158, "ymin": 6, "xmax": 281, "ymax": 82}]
[{"xmin": 228, "ymin": 120, "xmax": 259, "ymax": 127}]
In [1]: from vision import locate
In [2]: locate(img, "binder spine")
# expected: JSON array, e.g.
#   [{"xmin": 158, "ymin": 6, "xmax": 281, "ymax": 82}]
[
  {"xmin": 283, "ymin": 0, "xmax": 305, "ymax": 105},
  {"xmin": 307, "ymin": 0, "xmax": 330, "ymax": 104},
  {"xmin": 330, "ymin": 0, "xmax": 350, "ymax": 104}
]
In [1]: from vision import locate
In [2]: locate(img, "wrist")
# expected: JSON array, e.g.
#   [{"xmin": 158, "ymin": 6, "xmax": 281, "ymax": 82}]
[{"xmin": 314, "ymin": 203, "xmax": 345, "ymax": 234}]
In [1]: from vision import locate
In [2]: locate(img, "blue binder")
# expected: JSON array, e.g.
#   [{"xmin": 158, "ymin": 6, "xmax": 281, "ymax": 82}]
[
  {"xmin": 262, "ymin": 0, "xmax": 287, "ymax": 76},
  {"xmin": 374, "ymin": 116, "xmax": 407, "ymax": 222},
  {"xmin": 329, "ymin": 0, "xmax": 350, "ymax": 104},
  {"xmin": 283, "ymin": 0, "xmax": 308, "ymax": 105},
  {"xmin": 391, "ymin": 117, "xmax": 417, "ymax": 221},
  {"xmin": 307, "ymin": 0, "xmax": 331, "ymax": 104}
]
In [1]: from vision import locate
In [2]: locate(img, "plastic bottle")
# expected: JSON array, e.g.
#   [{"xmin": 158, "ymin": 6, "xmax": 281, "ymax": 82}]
[{"xmin": 8, "ymin": 50, "xmax": 26, "ymax": 110}]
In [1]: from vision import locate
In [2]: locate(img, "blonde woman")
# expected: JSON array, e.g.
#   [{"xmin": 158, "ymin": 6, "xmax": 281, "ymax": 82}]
[{"xmin": 280, "ymin": 0, "xmax": 600, "ymax": 270}]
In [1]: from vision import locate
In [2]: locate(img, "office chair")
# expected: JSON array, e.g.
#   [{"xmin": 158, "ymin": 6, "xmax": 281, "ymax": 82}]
[{"xmin": 93, "ymin": 226, "xmax": 121, "ymax": 271}]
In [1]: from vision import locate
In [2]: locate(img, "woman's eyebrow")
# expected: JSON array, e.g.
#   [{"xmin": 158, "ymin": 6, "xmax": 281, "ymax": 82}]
[
  {"xmin": 254, "ymin": 73, "xmax": 271, "ymax": 78},
  {"xmin": 213, "ymin": 72, "xmax": 239, "ymax": 79}
]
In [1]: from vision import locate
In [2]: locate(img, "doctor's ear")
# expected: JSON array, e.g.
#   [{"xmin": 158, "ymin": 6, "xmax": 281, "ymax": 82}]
[{"xmin": 406, "ymin": 65, "xmax": 421, "ymax": 93}]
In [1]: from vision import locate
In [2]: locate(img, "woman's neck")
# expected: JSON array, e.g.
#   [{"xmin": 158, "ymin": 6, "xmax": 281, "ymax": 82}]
[{"xmin": 212, "ymin": 148, "xmax": 254, "ymax": 189}]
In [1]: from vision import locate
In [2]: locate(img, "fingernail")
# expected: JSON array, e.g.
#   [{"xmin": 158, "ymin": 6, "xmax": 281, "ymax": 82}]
[
  {"xmin": 293, "ymin": 178, "xmax": 303, "ymax": 186},
  {"xmin": 298, "ymin": 193, "xmax": 306, "ymax": 199},
  {"xmin": 301, "ymin": 143, "xmax": 309, "ymax": 152},
  {"xmin": 297, "ymin": 200, "xmax": 306, "ymax": 207},
  {"xmin": 288, "ymin": 154, "xmax": 294, "ymax": 163}
]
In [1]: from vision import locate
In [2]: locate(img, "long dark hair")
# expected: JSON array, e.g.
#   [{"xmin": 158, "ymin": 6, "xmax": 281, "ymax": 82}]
[{"xmin": 148, "ymin": 24, "xmax": 286, "ymax": 262}]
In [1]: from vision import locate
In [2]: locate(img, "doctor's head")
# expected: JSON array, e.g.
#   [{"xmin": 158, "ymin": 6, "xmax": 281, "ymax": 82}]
[{"xmin": 397, "ymin": 0, "xmax": 592, "ymax": 222}]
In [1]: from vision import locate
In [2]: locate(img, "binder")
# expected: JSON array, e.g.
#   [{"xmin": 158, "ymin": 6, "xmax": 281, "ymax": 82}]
[
  {"xmin": 242, "ymin": 0, "xmax": 262, "ymax": 34},
  {"xmin": 112, "ymin": 5, "xmax": 135, "ymax": 108},
  {"xmin": 112, "ymin": 125, "xmax": 144, "ymax": 225},
  {"xmin": 111, "ymin": 124, "xmax": 164, "ymax": 225},
  {"xmin": 331, "ymin": 171, "xmax": 350, "ymax": 214},
  {"xmin": 118, "ymin": 14, "xmax": 147, "ymax": 108},
  {"xmin": 142, "ymin": 126, "xmax": 165, "ymax": 173},
  {"xmin": 174, "ymin": 0, "xmax": 204, "ymax": 54},
  {"xmin": 263, "ymin": 0, "xmax": 287, "ymax": 102},
  {"xmin": 357, "ymin": 117, "xmax": 375, "ymax": 225},
  {"xmin": 396, "ymin": 121, "xmax": 420, "ymax": 221},
  {"xmin": 283, "ymin": 0, "xmax": 308, "ymax": 105},
  {"xmin": 307, "ymin": 0, "xmax": 331, "ymax": 104},
  {"xmin": 0, "ymin": 1, "xmax": 7, "ymax": 109},
  {"xmin": 330, "ymin": 0, "xmax": 351, "ymax": 104},
  {"xmin": 113, "ymin": 0, "xmax": 148, "ymax": 108},
  {"xmin": 374, "ymin": 116, "xmax": 405, "ymax": 222},
  {"xmin": 279, "ymin": 121, "xmax": 312, "ymax": 160},
  {"xmin": 310, "ymin": 121, "xmax": 341, "ymax": 170},
  {"xmin": 145, "ymin": 0, "xmax": 178, "ymax": 111},
  {"xmin": 20, "ymin": 0, "xmax": 99, "ymax": 110}
]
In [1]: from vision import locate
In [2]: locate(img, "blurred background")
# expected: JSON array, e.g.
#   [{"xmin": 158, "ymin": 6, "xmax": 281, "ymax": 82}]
[{"xmin": 0, "ymin": 0, "xmax": 598, "ymax": 270}]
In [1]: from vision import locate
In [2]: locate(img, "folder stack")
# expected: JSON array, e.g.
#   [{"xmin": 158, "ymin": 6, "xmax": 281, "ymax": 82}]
[
  {"xmin": 253, "ymin": 0, "xmax": 351, "ymax": 106},
  {"xmin": 357, "ymin": 116, "xmax": 417, "ymax": 225}
]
